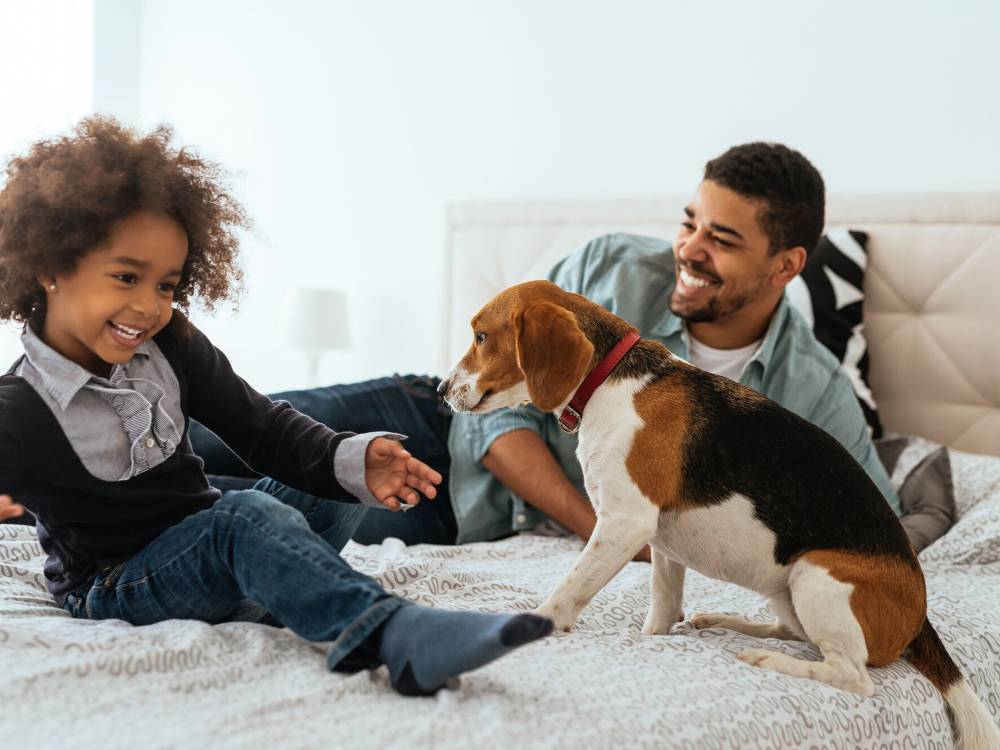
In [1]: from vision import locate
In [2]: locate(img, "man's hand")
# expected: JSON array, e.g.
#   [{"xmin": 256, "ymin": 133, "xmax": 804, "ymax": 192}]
[
  {"xmin": 365, "ymin": 438, "xmax": 442, "ymax": 512},
  {"xmin": 0, "ymin": 494, "xmax": 25, "ymax": 522}
]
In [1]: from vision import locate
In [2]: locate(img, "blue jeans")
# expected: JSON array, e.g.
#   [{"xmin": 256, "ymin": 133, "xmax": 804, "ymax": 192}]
[
  {"xmin": 189, "ymin": 374, "xmax": 457, "ymax": 546},
  {"xmin": 61, "ymin": 477, "xmax": 406, "ymax": 670}
]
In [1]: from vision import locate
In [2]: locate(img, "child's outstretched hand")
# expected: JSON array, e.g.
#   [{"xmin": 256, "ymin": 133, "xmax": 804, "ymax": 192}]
[
  {"xmin": 0, "ymin": 494, "xmax": 25, "ymax": 522},
  {"xmin": 365, "ymin": 438, "xmax": 442, "ymax": 512}
]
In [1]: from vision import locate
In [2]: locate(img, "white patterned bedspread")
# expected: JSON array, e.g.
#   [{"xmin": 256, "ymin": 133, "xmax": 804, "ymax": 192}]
[{"xmin": 2, "ymin": 447, "xmax": 999, "ymax": 750}]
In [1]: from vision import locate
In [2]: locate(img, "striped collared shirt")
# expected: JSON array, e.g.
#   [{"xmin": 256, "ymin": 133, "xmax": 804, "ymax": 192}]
[{"xmin": 17, "ymin": 325, "xmax": 183, "ymax": 482}]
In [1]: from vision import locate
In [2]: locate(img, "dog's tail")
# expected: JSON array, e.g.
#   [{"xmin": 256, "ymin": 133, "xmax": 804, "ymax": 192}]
[{"xmin": 907, "ymin": 617, "xmax": 1000, "ymax": 749}]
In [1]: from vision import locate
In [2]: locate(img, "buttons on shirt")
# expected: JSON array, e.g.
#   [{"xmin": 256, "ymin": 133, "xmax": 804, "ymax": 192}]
[
  {"xmin": 145, "ymin": 437, "xmax": 156, "ymax": 448},
  {"xmin": 515, "ymin": 513, "xmax": 527, "ymax": 524}
]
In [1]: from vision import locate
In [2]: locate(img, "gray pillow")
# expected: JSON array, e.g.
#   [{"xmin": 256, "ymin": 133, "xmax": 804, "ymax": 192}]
[{"xmin": 876, "ymin": 435, "xmax": 957, "ymax": 552}]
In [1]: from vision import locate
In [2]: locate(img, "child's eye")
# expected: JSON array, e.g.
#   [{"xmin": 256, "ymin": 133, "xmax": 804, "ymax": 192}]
[
  {"xmin": 159, "ymin": 282, "xmax": 177, "ymax": 294},
  {"xmin": 113, "ymin": 273, "xmax": 137, "ymax": 284}
]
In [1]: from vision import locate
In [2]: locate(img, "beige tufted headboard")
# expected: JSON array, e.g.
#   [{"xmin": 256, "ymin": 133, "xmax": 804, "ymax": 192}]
[{"xmin": 444, "ymin": 194, "xmax": 1000, "ymax": 457}]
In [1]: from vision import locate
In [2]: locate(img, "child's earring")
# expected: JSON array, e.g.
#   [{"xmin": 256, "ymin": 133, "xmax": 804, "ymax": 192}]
[{"xmin": 48, "ymin": 283, "xmax": 56, "ymax": 291}]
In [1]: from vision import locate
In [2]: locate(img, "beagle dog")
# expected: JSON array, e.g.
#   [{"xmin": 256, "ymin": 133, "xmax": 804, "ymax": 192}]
[{"xmin": 440, "ymin": 280, "xmax": 999, "ymax": 749}]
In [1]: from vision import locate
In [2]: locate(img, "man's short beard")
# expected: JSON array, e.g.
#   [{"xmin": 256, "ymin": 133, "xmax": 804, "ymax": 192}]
[
  {"xmin": 670, "ymin": 263, "xmax": 773, "ymax": 324},
  {"xmin": 670, "ymin": 298, "xmax": 720, "ymax": 323},
  {"xmin": 669, "ymin": 288, "xmax": 756, "ymax": 324}
]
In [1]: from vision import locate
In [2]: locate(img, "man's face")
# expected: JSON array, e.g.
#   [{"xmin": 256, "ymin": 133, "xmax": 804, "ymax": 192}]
[{"xmin": 669, "ymin": 180, "xmax": 778, "ymax": 324}]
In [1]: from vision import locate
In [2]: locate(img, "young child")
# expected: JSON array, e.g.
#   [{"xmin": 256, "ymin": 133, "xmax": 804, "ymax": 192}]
[{"xmin": 0, "ymin": 116, "xmax": 552, "ymax": 696}]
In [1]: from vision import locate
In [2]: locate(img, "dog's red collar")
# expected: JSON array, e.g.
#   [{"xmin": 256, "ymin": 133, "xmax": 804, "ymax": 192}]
[{"xmin": 557, "ymin": 330, "xmax": 642, "ymax": 434}]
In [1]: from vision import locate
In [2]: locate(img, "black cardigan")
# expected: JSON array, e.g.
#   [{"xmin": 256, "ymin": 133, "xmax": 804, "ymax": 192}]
[{"xmin": 0, "ymin": 314, "xmax": 359, "ymax": 605}]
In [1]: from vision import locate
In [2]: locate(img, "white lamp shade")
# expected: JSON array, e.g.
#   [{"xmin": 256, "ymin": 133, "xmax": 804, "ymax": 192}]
[{"xmin": 286, "ymin": 287, "xmax": 351, "ymax": 352}]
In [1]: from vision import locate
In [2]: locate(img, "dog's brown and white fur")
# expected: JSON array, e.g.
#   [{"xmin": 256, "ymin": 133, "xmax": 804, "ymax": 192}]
[{"xmin": 440, "ymin": 280, "xmax": 999, "ymax": 749}]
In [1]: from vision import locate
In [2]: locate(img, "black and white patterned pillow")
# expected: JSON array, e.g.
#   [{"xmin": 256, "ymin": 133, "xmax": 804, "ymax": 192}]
[{"xmin": 787, "ymin": 229, "xmax": 882, "ymax": 437}]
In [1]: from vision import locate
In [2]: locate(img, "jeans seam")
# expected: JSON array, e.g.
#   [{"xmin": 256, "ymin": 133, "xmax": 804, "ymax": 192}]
[
  {"xmin": 251, "ymin": 481, "xmax": 323, "ymax": 527},
  {"xmin": 112, "ymin": 522, "xmax": 215, "ymax": 592},
  {"xmin": 301, "ymin": 496, "xmax": 322, "ymax": 527},
  {"xmin": 222, "ymin": 506, "xmax": 374, "ymax": 579}
]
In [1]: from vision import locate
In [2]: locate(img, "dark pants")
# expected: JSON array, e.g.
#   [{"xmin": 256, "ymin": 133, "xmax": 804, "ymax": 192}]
[
  {"xmin": 189, "ymin": 374, "xmax": 458, "ymax": 546},
  {"xmin": 63, "ymin": 477, "xmax": 405, "ymax": 668}
]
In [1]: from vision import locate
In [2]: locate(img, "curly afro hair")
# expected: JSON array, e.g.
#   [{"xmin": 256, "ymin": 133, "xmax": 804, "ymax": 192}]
[
  {"xmin": 703, "ymin": 142, "xmax": 825, "ymax": 256},
  {"xmin": 0, "ymin": 115, "xmax": 249, "ymax": 325}
]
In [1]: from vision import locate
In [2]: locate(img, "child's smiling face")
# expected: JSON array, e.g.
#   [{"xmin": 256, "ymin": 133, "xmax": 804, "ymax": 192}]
[{"xmin": 39, "ymin": 211, "xmax": 188, "ymax": 377}]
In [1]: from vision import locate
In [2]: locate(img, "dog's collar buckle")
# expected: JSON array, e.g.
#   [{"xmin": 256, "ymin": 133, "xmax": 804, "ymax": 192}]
[
  {"xmin": 557, "ymin": 405, "xmax": 582, "ymax": 434},
  {"xmin": 556, "ymin": 330, "xmax": 640, "ymax": 435}
]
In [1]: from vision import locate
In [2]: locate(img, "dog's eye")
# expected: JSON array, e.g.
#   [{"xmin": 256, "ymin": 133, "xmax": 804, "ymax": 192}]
[{"xmin": 475, "ymin": 332, "xmax": 487, "ymax": 345}]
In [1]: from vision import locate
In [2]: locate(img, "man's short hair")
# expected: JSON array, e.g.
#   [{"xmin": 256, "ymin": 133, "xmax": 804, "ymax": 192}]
[{"xmin": 703, "ymin": 142, "xmax": 825, "ymax": 255}]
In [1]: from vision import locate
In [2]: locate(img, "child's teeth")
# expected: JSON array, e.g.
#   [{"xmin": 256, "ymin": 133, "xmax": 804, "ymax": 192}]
[{"xmin": 112, "ymin": 323, "xmax": 141, "ymax": 338}]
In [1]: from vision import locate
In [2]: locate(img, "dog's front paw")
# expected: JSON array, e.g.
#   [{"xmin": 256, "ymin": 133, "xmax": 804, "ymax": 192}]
[
  {"xmin": 640, "ymin": 609, "xmax": 685, "ymax": 635},
  {"xmin": 533, "ymin": 603, "xmax": 576, "ymax": 633}
]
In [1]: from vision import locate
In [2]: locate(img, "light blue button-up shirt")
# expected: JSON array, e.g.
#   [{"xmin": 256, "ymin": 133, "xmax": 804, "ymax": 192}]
[{"xmin": 447, "ymin": 232, "xmax": 901, "ymax": 543}]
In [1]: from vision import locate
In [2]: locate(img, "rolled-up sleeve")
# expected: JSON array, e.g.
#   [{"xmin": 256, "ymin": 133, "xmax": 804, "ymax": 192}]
[
  {"xmin": 333, "ymin": 431, "xmax": 407, "ymax": 508},
  {"xmin": 453, "ymin": 406, "xmax": 548, "ymax": 464}
]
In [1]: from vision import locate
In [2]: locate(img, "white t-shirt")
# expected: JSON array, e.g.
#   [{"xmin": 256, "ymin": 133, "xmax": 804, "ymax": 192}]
[{"xmin": 687, "ymin": 334, "xmax": 761, "ymax": 382}]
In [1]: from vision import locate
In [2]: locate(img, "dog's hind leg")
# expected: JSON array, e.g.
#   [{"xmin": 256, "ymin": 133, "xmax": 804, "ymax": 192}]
[
  {"xmin": 641, "ymin": 548, "xmax": 685, "ymax": 635},
  {"xmin": 536, "ymin": 490, "xmax": 660, "ymax": 632},
  {"xmin": 691, "ymin": 589, "xmax": 805, "ymax": 641},
  {"xmin": 736, "ymin": 559, "xmax": 874, "ymax": 696}
]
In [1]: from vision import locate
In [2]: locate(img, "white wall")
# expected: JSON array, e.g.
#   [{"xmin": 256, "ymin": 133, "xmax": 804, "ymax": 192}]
[
  {"xmin": 0, "ymin": 0, "xmax": 94, "ymax": 370},
  {"xmin": 12, "ymin": 1, "xmax": 1000, "ymax": 391}
]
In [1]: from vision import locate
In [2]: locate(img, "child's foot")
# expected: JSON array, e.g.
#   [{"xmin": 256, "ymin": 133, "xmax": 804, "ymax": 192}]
[{"xmin": 376, "ymin": 605, "xmax": 553, "ymax": 696}]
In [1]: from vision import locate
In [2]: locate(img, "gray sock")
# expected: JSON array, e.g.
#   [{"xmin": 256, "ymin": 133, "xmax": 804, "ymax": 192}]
[{"xmin": 376, "ymin": 605, "xmax": 553, "ymax": 696}]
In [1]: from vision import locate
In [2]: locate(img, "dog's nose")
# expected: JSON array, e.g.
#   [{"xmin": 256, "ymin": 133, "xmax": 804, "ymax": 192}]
[{"xmin": 436, "ymin": 377, "xmax": 450, "ymax": 396}]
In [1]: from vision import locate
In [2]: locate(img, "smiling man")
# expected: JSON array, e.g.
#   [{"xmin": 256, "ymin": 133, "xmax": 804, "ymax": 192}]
[
  {"xmin": 448, "ymin": 142, "xmax": 900, "ymax": 553},
  {"xmin": 183, "ymin": 142, "xmax": 900, "ymax": 559}
]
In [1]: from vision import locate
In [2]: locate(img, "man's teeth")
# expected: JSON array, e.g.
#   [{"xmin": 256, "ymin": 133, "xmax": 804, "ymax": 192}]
[
  {"xmin": 111, "ymin": 322, "xmax": 143, "ymax": 339},
  {"xmin": 681, "ymin": 269, "xmax": 716, "ymax": 289}
]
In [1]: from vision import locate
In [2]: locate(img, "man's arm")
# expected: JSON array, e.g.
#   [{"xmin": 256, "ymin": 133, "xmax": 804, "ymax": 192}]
[
  {"xmin": 481, "ymin": 429, "xmax": 651, "ymax": 561},
  {"xmin": 481, "ymin": 430, "xmax": 595, "ymax": 539}
]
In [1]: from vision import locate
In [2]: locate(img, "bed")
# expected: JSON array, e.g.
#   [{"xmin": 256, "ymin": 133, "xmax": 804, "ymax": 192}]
[{"xmin": 3, "ymin": 194, "xmax": 1000, "ymax": 748}]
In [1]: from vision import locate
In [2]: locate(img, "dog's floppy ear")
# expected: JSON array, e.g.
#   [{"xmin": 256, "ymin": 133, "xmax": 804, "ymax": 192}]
[{"xmin": 515, "ymin": 302, "xmax": 594, "ymax": 411}]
